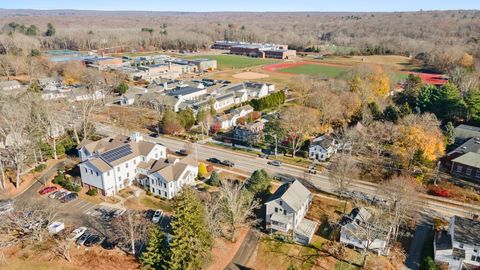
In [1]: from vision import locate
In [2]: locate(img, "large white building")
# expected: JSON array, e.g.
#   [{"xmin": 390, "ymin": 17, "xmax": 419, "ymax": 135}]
[
  {"xmin": 78, "ymin": 132, "xmax": 197, "ymax": 197},
  {"xmin": 435, "ymin": 216, "xmax": 480, "ymax": 270},
  {"xmin": 265, "ymin": 180, "xmax": 318, "ymax": 244}
]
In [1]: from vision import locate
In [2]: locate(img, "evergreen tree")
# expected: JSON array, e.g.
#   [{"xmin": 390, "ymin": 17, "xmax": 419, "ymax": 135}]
[
  {"xmin": 464, "ymin": 88, "xmax": 480, "ymax": 122},
  {"xmin": 444, "ymin": 122, "xmax": 456, "ymax": 146},
  {"xmin": 161, "ymin": 109, "xmax": 184, "ymax": 135},
  {"xmin": 383, "ymin": 105, "xmax": 400, "ymax": 123},
  {"xmin": 245, "ymin": 169, "xmax": 272, "ymax": 196},
  {"xmin": 208, "ymin": 171, "xmax": 220, "ymax": 186},
  {"xmin": 45, "ymin": 22, "xmax": 56, "ymax": 36},
  {"xmin": 116, "ymin": 82, "xmax": 129, "ymax": 95},
  {"xmin": 27, "ymin": 80, "xmax": 41, "ymax": 93},
  {"xmin": 367, "ymin": 102, "xmax": 383, "ymax": 120},
  {"xmin": 168, "ymin": 188, "xmax": 213, "ymax": 270},
  {"xmin": 178, "ymin": 108, "xmax": 195, "ymax": 130},
  {"xmin": 141, "ymin": 226, "xmax": 169, "ymax": 270}
]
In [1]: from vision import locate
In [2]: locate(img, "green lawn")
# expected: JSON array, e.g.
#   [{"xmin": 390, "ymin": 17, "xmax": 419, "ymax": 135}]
[
  {"xmin": 182, "ymin": 54, "xmax": 279, "ymax": 70},
  {"xmin": 139, "ymin": 195, "xmax": 173, "ymax": 212},
  {"xmin": 280, "ymin": 64, "xmax": 349, "ymax": 77}
]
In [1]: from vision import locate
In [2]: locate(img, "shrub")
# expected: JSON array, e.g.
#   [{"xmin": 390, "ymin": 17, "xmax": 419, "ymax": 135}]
[
  {"xmin": 34, "ymin": 164, "xmax": 47, "ymax": 172},
  {"xmin": 146, "ymin": 190, "xmax": 153, "ymax": 196},
  {"xmin": 86, "ymin": 189, "xmax": 98, "ymax": 196},
  {"xmin": 52, "ymin": 173, "xmax": 65, "ymax": 185},
  {"xmin": 428, "ymin": 186, "xmax": 451, "ymax": 198},
  {"xmin": 198, "ymin": 162, "xmax": 208, "ymax": 179},
  {"xmin": 73, "ymin": 185, "xmax": 82, "ymax": 192}
]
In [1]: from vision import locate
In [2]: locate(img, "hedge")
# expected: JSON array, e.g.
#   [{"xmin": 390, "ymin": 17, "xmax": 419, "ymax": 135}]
[{"xmin": 249, "ymin": 91, "xmax": 285, "ymax": 111}]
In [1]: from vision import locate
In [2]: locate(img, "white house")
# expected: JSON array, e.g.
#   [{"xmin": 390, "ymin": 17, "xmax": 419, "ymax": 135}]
[
  {"xmin": 244, "ymin": 82, "xmax": 273, "ymax": 98},
  {"xmin": 119, "ymin": 94, "xmax": 136, "ymax": 106},
  {"xmin": 265, "ymin": 180, "xmax": 318, "ymax": 244},
  {"xmin": 339, "ymin": 207, "xmax": 390, "ymax": 255},
  {"xmin": 0, "ymin": 80, "xmax": 22, "ymax": 92},
  {"xmin": 214, "ymin": 92, "xmax": 236, "ymax": 111},
  {"xmin": 231, "ymin": 104, "xmax": 254, "ymax": 118},
  {"xmin": 69, "ymin": 89, "xmax": 105, "ymax": 102},
  {"xmin": 141, "ymin": 156, "xmax": 198, "ymax": 199},
  {"xmin": 215, "ymin": 113, "xmax": 240, "ymax": 130},
  {"xmin": 308, "ymin": 135, "xmax": 338, "ymax": 161},
  {"xmin": 77, "ymin": 133, "xmax": 167, "ymax": 196},
  {"xmin": 435, "ymin": 216, "xmax": 480, "ymax": 270},
  {"xmin": 39, "ymin": 77, "xmax": 63, "ymax": 91}
]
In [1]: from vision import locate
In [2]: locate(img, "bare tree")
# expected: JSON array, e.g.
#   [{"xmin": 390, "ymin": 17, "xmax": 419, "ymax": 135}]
[
  {"xmin": 112, "ymin": 210, "xmax": 150, "ymax": 255},
  {"xmin": 0, "ymin": 94, "xmax": 33, "ymax": 188},
  {"xmin": 217, "ymin": 180, "xmax": 260, "ymax": 242},
  {"xmin": 279, "ymin": 106, "xmax": 319, "ymax": 157},
  {"xmin": 380, "ymin": 175, "xmax": 421, "ymax": 242},
  {"xmin": 329, "ymin": 152, "xmax": 357, "ymax": 213}
]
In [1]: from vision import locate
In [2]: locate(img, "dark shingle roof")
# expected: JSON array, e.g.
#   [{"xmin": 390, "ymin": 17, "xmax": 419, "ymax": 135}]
[{"xmin": 453, "ymin": 216, "xmax": 480, "ymax": 246}]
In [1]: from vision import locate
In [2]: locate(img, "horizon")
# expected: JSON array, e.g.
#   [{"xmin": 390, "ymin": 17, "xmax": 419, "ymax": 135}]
[{"xmin": 1, "ymin": 0, "xmax": 479, "ymax": 13}]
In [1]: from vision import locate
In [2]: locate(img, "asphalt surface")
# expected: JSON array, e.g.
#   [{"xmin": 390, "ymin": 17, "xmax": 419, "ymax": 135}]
[
  {"xmin": 225, "ymin": 229, "xmax": 259, "ymax": 270},
  {"xmin": 404, "ymin": 224, "xmax": 433, "ymax": 270},
  {"xmin": 96, "ymin": 123, "xmax": 480, "ymax": 219}
]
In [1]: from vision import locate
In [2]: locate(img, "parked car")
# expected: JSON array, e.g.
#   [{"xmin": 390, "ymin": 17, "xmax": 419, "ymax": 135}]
[
  {"xmin": 221, "ymin": 160, "xmax": 235, "ymax": 167},
  {"xmin": 152, "ymin": 209, "xmax": 164, "ymax": 223},
  {"xmin": 56, "ymin": 191, "xmax": 71, "ymax": 200},
  {"xmin": 175, "ymin": 149, "xmax": 188, "ymax": 156},
  {"xmin": 258, "ymin": 154, "xmax": 269, "ymax": 159},
  {"xmin": 268, "ymin": 160, "xmax": 282, "ymax": 167},
  {"xmin": 47, "ymin": 221, "xmax": 65, "ymax": 234},
  {"xmin": 308, "ymin": 164, "xmax": 317, "ymax": 174},
  {"xmin": 207, "ymin": 158, "xmax": 222, "ymax": 164},
  {"xmin": 48, "ymin": 191, "xmax": 60, "ymax": 199},
  {"xmin": 101, "ymin": 238, "xmax": 118, "ymax": 250},
  {"xmin": 61, "ymin": 192, "xmax": 78, "ymax": 203},
  {"xmin": 84, "ymin": 234, "xmax": 103, "ymax": 247},
  {"xmin": 39, "ymin": 186, "xmax": 57, "ymax": 195},
  {"xmin": 149, "ymin": 133, "xmax": 159, "ymax": 138},
  {"xmin": 66, "ymin": 226, "xmax": 87, "ymax": 241},
  {"xmin": 76, "ymin": 232, "xmax": 91, "ymax": 245}
]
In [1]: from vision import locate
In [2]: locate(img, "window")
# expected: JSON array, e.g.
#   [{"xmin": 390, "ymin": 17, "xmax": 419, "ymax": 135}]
[
  {"xmin": 143, "ymin": 157, "xmax": 146, "ymax": 162},
  {"xmin": 127, "ymin": 172, "xmax": 130, "ymax": 178},
  {"xmin": 126, "ymin": 163, "xmax": 128, "ymax": 169},
  {"xmin": 84, "ymin": 168, "xmax": 87, "ymax": 173},
  {"xmin": 275, "ymin": 207, "xmax": 278, "ymax": 213},
  {"xmin": 164, "ymin": 192, "xmax": 167, "ymax": 197},
  {"xmin": 466, "ymin": 168, "xmax": 472, "ymax": 175},
  {"xmin": 118, "ymin": 176, "xmax": 121, "ymax": 181},
  {"xmin": 472, "ymin": 255, "xmax": 476, "ymax": 261},
  {"xmin": 476, "ymin": 171, "xmax": 480, "ymax": 179},
  {"xmin": 459, "ymin": 244, "xmax": 464, "ymax": 248},
  {"xmin": 155, "ymin": 153, "xmax": 158, "ymax": 159},
  {"xmin": 283, "ymin": 210, "xmax": 287, "ymax": 215},
  {"xmin": 279, "ymin": 201, "xmax": 282, "ymax": 206},
  {"xmin": 456, "ymin": 165, "xmax": 463, "ymax": 173},
  {"xmin": 477, "ymin": 256, "xmax": 480, "ymax": 262},
  {"xmin": 163, "ymin": 183, "xmax": 166, "ymax": 188},
  {"xmin": 133, "ymin": 159, "xmax": 136, "ymax": 165},
  {"xmin": 90, "ymin": 169, "xmax": 93, "ymax": 174},
  {"xmin": 107, "ymin": 172, "xmax": 110, "ymax": 176},
  {"xmin": 117, "ymin": 167, "xmax": 120, "ymax": 172},
  {"xmin": 96, "ymin": 172, "xmax": 99, "ymax": 176}
]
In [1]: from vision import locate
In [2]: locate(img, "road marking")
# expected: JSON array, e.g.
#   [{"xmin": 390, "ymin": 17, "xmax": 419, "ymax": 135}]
[
  {"xmin": 69, "ymin": 200, "xmax": 84, "ymax": 207},
  {"xmin": 83, "ymin": 205, "xmax": 97, "ymax": 215}
]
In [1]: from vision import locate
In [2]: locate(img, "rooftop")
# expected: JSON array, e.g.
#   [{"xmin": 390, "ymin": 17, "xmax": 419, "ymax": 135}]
[
  {"xmin": 455, "ymin": 124, "xmax": 480, "ymax": 141},
  {"xmin": 451, "ymin": 152, "xmax": 480, "ymax": 169},
  {"xmin": 168, "ymin": 86, "xmax": 205, "ymax": 97},
  {"xmin": 266, "ymin": 180, "xmax": 311, "ymax": 213},
  {"xmin": 452, "ymin": 216, "xmax": 480, "ymax": 246}
]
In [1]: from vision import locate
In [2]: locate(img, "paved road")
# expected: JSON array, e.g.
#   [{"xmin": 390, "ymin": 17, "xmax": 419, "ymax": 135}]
[
  {"xmin": 96, "ymin": 123, "xmax": 480, "ymax": 219},
  {"xmin": 404, "ymin": 224, "xmax": 433, "ymax": 270},
  {"xmin": 225, "ymin": 229, "xmax": 259, "ymax": 270}
]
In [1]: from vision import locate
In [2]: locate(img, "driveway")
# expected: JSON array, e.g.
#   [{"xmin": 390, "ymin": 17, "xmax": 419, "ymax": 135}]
[
  {"xmin": 225, "ymin": 229, "xmax": 259, "ymax": 270},
  {"xmin": 404, "ymin": 223, "xmax": 433, "ymax": 270}
]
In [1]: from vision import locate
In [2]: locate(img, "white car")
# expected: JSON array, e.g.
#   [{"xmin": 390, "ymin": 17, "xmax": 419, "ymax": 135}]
[
  {"xmin": 152, "ymin": 209, "xmax": 163, "ymax": 223},
  {"xmin": 66, "ymin": 226, "xmax": 87, "ymax": 241}
]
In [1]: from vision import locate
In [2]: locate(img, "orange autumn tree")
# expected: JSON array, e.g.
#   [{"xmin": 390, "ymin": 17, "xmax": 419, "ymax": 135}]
[
  {"xmin": 392, "ymin": 113, "xmax": 445, "ymax": 169},
  {"xmin": 369, "ymin": 65, "xmax": 390, "ymax": 97}
]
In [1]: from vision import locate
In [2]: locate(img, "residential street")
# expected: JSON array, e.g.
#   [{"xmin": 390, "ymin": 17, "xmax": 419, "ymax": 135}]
[{"xmin": 96, "ymin": 123, "xmax": 480, "ymax": 219}]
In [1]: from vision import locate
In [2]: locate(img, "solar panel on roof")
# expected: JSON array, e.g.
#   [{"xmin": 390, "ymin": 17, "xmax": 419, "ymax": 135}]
[{"xmin": 101, "ymin": 144, "xmax": 133, "ymax": 163}]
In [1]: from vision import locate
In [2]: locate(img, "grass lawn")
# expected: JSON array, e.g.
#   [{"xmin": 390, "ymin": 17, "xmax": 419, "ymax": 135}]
[
  {"xmin": 280, "ymin": 64, "xmax": 349, "ymax": 77},
  {"xmin": 138, "ymin": 194, "xmax": 173, "ymax": 212},
  {"xmin": 334, "ymin": 261, "xmax": 360, "ymax": 270},
  {"xmin": 4, "ymin": 259, "xmax": 80, "ymax": 270},
  {"xmin": 183, "ymin": 54, "xmax": 279, "ymax": 70}
]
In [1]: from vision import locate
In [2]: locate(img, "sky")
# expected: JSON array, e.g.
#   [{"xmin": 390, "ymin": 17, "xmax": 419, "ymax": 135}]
[{"xmin": 0, "ymin": 0, "xmax": 479, "ymax": 12}]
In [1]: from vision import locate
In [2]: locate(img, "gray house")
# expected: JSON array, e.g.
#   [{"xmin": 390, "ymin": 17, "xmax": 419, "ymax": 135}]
[{"xmin": 265, "ymin": 180, "xmax": 318, "ymax": 244}]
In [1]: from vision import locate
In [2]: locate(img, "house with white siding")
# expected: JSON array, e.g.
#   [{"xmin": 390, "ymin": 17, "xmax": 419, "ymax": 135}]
[
  {"xmin": 265, "ymin": 180, "xmax": 318, "ymax": 244},
  {"xmin": 78, "ymin": 132, "xmax": 167, "ymax": 196},
  {"xmin": 435, "ymin": 216, "xmax": 480, "ymax": 270}
]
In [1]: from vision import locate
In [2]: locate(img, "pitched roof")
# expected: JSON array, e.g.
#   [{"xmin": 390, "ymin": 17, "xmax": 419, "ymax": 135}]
[
  {"xmin": 452, "ymin": 216, "xmax": 480, "ymax": 246},
  {"xmin": 266, "ymin": 180, "xmax": 311, "ymax": 212},
  {"xmin": 168, "ymin": 86, "xmax": 204, "ymax": 97},
  {"xmin": 451, "ymin": 152, "xmax": 480, "ymax": 169},
  {"xmin": 455, "ymin": 124, "xmax": 480, "ymax": 142},
  {"xmin": 87, "ymin": 158, "xmax": 112, "ymax": 173},
  {"xmin": 156, "ymin": 162, "xmax": 190, "ymax": 182}
]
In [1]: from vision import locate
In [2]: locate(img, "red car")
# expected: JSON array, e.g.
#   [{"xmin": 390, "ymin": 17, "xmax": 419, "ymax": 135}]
[{"xmin": 39, "ymin": 186, "xmax": 57, "ymax": 195}]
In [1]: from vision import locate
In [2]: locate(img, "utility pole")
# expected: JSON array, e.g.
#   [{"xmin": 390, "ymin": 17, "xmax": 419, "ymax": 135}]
[
  {"xmin": 433, "ymin": 161, "xmax": 440, "ymax": 186},
  {"xmin": 273, "ymin": 134, "xmax": 278, "ymax": 157}
]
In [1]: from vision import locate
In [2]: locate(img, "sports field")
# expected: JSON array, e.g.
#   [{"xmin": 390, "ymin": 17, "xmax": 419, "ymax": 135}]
[
  {"xmin": 278, "ymin": 63, "xmax": 349, "ymax": 78},
  {"xmin": 183, "ymin": 54, "xmax": 279, "ymax": 70}
]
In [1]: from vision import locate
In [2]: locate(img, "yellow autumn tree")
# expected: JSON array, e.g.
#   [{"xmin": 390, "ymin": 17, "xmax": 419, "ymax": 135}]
[
  {"xmin": 349, "ymin": 75, "xmax": 363, "ymax": 93},
  {"xmin": 368, "ymin": 65, "xmax": 390, "ymax": 97},
  {"xmin": 60, "ymin": 61, "xmax": 86, "ymax": 85},
  {"xmin": 459, "ymin": 53, "xmax": 474, "ymax": 69},
  {"xmin": 392, "ymin": 114, "xmax": 445, "ymax": 168}
]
